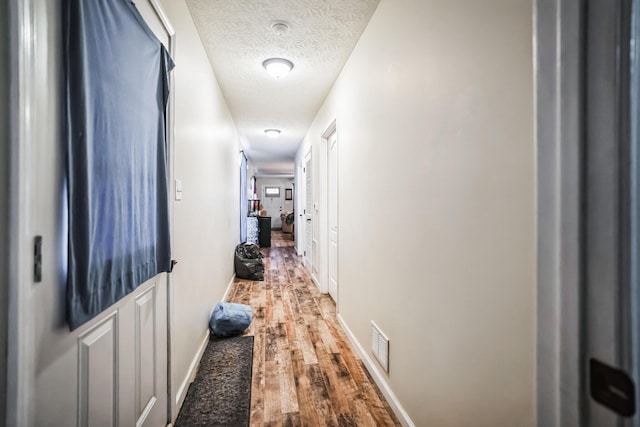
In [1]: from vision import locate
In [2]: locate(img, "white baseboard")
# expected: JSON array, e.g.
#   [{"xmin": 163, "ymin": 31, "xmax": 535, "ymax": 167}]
[
  {"xmin": 311, "ymin": 273, "xmax": 323, "ymax": 293},
  {"xmin": 175, "ymin": 330, "xmax": 209, "ymax": 409},
  {"xmin": 221, "ymin": 273, "xmax": 236, "ymax": 302},
  {"xmin": 337, "ymin": 314, "xmax": 416, "ymax": 427}
]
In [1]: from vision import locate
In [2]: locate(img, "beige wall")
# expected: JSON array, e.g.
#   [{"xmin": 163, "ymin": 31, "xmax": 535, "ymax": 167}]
[
  {"xmin": 160, "ymin": 0, "xmax": 241, "ymax": 417},
  {"xmin": 296, "ymin": 0, "xmax": 535, "ymax": 425}
]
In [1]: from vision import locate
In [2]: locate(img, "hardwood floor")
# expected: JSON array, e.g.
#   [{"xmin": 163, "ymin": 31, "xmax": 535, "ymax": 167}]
[{"xmin": 227, "ymin": 231, "xmax": 400, "ymax": 427}]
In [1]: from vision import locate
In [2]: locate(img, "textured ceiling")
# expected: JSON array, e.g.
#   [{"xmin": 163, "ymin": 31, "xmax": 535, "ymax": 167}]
[{"xmin": 185, "ymin": 0, "xmax": 380, "ymax": 174}]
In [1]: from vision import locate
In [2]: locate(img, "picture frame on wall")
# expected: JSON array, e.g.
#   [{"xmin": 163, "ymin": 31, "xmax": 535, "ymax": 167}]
[{"xmin": 285, "ymin": 188, "xmax": 293, "ymax": 200}]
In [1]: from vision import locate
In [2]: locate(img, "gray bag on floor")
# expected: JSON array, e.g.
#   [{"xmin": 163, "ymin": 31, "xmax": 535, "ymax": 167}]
[
  {"xmin": 209, "ymin": 302, "xmax": 253, "ymax": 337},
  {"xmin": 234, "ymin": 242, "xmax": 264, "ymax": 281}
]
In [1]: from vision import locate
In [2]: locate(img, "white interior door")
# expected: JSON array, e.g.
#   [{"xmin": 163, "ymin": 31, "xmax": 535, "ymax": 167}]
[
  {"xmin": 21, "ymin": 2, "xmax": 172, "ymax": 426},
  {"xmin": 304, "ymin": 152, "xmax": 313, "ymax": 270},
  {"xmin": 328, "ymin": 131, "xmax": 338, "ymax": 303},
  {"xmin": 262, "ymin": 185, "xmax": 283, "ymax": 228}
]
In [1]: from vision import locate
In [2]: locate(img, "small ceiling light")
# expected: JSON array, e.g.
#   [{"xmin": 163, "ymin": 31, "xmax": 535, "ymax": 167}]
[
  {"xmin": 264, "ymin": 129, "xmax": 281, "ymax": 138},
  {"xmin": 263, "ymin": 58, "xmax": 294, "ymax": 79}
]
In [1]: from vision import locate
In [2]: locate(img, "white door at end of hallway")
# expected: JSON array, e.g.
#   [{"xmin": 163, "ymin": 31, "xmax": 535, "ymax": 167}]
[
  {"xmin": 262, "ymin": 185, "xmax": 283, "ymax": 228},
  {"xmin": 328, "ymin": 131, "xmax": 338, "ymax": 303}
]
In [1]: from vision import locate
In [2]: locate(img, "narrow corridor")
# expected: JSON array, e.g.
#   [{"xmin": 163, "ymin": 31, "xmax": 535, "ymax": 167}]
[{"xmin": 226, "ymin": 232, "xmax": 400, "ymax": 426}]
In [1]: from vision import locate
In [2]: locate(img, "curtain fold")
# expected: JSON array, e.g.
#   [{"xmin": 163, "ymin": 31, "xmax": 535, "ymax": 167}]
[
  {"xmin": 240, "ymin": 153, "xmax": 248, "ymax": 243},
  {"xmin": 64, "ymin": 0, "xmax": 174, "ymax": 330}
]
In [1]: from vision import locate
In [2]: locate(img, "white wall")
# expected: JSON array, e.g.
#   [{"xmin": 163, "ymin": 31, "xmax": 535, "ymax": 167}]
[
  {"xmin": 160, "ymin": 0, "xmax": 241, "ymax": 418},
  {"xmin": 295, "ymin": 0, "xmax": 535, "ymax": 425}
]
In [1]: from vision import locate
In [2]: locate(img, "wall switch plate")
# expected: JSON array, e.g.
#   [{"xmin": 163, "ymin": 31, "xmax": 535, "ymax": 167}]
[{"xmin": 175, "ymin": 179, "xmax": 183, "ymax": 201}]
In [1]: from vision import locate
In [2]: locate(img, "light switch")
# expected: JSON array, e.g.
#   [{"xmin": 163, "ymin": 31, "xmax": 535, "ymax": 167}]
[{"xmin": 175, "ymin": 179, "xmax": 183, "ymax": 201}]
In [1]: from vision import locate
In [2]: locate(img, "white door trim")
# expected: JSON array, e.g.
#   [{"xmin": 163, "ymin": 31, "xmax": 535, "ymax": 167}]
[
  {"xmin": 148, "ymin": 0, "xmax": 178, "ymax": 421},
  {"xmin": 535, "ymin": 0, "xmax": 584, "ymax": 425},
  {"xmin": 8, "ymin": 0, "xmax": 38, "ymax": 424},
  {"xmin": 0, "ymin": 0, "xmax": 10, "ymax": 420}
]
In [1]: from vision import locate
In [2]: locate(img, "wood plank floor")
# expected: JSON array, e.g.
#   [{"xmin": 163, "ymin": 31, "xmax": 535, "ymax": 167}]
[{"xmin": 227, "ymin": 231, "xmax": 401, "ymax": 427}]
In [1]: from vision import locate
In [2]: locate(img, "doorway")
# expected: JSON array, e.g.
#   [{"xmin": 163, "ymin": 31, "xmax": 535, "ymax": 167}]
[
  {"xmin": 262, "ymin": 185, "xmax": 284, "ymax": 229},
  {"xmin": 583, "ymin": 0, "xmax": 640, "ymax": 424}
]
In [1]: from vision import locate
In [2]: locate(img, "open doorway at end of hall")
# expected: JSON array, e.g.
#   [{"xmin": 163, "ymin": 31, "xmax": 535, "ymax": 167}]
[{"xmin": 256, "ymin": 177, "xmax": 294, "ymax": 230}]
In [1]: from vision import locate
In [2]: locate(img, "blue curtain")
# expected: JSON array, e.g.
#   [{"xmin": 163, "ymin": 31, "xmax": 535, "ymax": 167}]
[
  {"xmin": 64, "ymin": 0, "xmax": 174, "ymax": 330},
  {"xmin": 240, "ymin": 153, "xmax": 248, "ymax": 242}
]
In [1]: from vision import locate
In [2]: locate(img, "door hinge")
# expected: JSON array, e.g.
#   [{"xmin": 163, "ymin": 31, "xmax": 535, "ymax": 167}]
[
  {"xmin": 34, "ymin": 235, "xmax": 42, "ymax": 283},
  {"xmin": 590, "ymin": 358, "xmax": 636, "ymax": 417}
]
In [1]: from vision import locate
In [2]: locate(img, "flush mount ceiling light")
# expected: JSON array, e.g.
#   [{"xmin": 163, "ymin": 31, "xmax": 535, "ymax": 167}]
[
  {"xmin": 264, "ymin": 129, "xmax": 281, "ymax": 138},
  {"xmin": 262, "ymin": 58, "xmax": 294, "ymax": 79}
]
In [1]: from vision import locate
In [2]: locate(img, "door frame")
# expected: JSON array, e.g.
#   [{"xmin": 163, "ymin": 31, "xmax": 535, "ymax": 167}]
[
  {"xmin": 535, "ymin": 0, "xmax": 584, "ymax": 425},
  {"xmin": 6, "ymin": 0, "xmax": 176, "ymax": 425},
  {"xmin": 145, "ymin": 1, "xmax": 176, "ymax": 422},
  {"xmin": 7, "ymin": 0, "xmax": 41, "ymax": 423},
  {"xmin": 0, "ymin": 0, "xmax": 8, "ymax": 419}
]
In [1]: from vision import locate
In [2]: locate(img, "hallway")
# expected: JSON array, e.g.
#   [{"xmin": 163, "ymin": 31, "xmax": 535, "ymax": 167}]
[
  {"xmin": 4, "ymin": 0, "xmax": 540, "ymax": 425},
  {"xmin": 226, "ymin": 232, "xmax": 400, "ymax": 426}
]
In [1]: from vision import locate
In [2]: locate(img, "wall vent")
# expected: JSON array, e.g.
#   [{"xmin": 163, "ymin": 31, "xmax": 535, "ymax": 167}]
[{"xmin": 371, "ymin": 321, "xmax": 389, "ymax": 372}]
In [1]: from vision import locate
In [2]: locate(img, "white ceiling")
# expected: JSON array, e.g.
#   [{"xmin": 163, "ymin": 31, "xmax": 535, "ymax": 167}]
[{"xmin": 185, "ymin": 0, "xmax": 380, "ymax": 175}]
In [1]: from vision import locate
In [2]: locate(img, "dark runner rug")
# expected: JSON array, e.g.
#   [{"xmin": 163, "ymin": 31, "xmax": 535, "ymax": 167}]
[{"xmin": 175, "ymin": 335, "xmax": 254, "ymax": 426}]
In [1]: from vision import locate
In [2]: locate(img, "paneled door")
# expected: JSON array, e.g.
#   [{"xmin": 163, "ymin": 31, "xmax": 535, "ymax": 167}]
[
  {"xmin": 304, "ymin": 152, "xmax": 313, "ymax": 270},
  {"xmin": 20, "ymin": 1, "xmax": 174, "ymax": 426},
  {"xmin": 328, "ymin": 130, "xmax": 338, "ymax": 303}
]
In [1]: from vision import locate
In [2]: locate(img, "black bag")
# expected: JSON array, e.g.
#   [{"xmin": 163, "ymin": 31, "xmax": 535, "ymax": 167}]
[{"xmin": 234, "ymin": 243, "xmax": 264, "ymax": 281}]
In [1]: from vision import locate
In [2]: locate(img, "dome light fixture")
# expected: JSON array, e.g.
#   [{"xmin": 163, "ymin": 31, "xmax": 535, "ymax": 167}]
[
  {"xmin": 264, "ymin": 129, "xmax": 281, "ymax": 138},
  {"xmin": 262, "ymin": 58, "xmax": 294, "ymax": 79}
]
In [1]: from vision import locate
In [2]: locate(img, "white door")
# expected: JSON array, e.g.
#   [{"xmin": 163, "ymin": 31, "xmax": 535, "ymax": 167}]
[
  {"xmin": 262, "ymin": 185, "xmax": 283, "ymax": 228},
  {"xmin": 304, "ymin": 152, "xmax": 313, "ymax": 270},
  {"xmin": 19, "ymin": 2, "xmax": 172, "ymax": 426},
  {"xmin": 328, "ymin": 131, "xmax": 338, "ymax": 302}
]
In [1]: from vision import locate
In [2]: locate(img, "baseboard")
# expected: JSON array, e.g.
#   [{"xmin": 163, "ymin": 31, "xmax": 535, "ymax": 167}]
[
  {"xmin": 311, "ymin": 273, "xmax": 322, "ymax": 292},
  {"xmin": 175, "ymin": 330, "xmax": 210, "ymax": 410},
  {"xmin": 337, "ymin": 314, "xmax": 416, "ymax": 427},
  {"xmin": 221, "ymin": 273, "xmax": 236, "ymax": 302}
]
